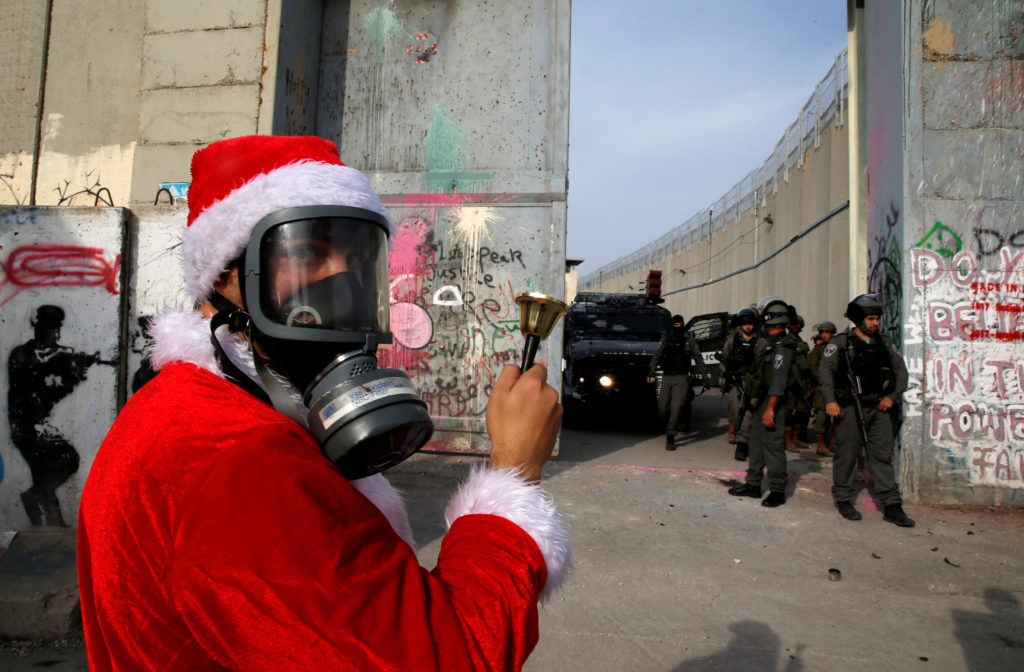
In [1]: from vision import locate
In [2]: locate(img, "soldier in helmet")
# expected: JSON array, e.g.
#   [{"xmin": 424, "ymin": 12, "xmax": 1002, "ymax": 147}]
[
  {"xmin": 649, "ymin": 313, "xmax": 709, "ymax": 450},
  {"xmin": 818, "ymin": 294, "xmax": 913, "ymax": 527},
  {"xmin": 715, "ymin": 306, "xmax": 763, "ymax": 461},
  {"xmin": 808, "ymin": 321, "xmax": 837, "ymax": 456},
  {"xmin": 784, "ymin": 312, "xmax": 812, "ymax": 452},
  {"xmin": 727, "ymin": 299, "xmax": 799, "ymax": 507}
]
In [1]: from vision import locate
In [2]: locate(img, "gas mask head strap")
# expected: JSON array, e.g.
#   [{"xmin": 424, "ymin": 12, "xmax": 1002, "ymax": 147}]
[{"xmin": 206, "ymin": 292, "xmax": 304, "ymax": 426}]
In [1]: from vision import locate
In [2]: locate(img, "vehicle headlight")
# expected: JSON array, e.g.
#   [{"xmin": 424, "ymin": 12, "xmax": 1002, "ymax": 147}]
[{"xmin": 598, "ymin": 375, "xmax": 614, "ymax": 388}]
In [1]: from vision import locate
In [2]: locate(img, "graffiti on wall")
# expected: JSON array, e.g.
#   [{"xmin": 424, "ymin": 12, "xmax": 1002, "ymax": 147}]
[
  {"xmin": 909, "ymin": 231, "xmax": 1024, "ymax": 489},
  {"xmin": 0, "ymin": 243, "xmax": 121, "ymax": 308},
  {"xmin": 379, "ymin": 209, "xmax": 528, "ymax": 420},
  {"xmin": 868, "ymin": 202, "xmax": 903, "ymax": 344},
  {"xmin": 6, "ymin": 305, "xmax": 114, "ymax": 525}
]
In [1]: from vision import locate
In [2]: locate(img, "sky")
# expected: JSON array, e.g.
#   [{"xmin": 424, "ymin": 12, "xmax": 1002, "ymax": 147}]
[{"xmin": 567, "ymin": 1, "xmax": 849, "ymax": 276}]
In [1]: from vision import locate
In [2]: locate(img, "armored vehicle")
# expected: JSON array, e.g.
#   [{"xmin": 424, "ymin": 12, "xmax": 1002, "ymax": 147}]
[{"xmin": 561, "ymin": 292, "xmax": 670, "ymax": 427}]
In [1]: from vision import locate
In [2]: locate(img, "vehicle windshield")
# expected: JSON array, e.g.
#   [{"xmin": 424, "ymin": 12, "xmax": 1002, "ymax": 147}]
[{"xmin": 572, "ymin": 312, "xmax": 666, "ymax": 340}]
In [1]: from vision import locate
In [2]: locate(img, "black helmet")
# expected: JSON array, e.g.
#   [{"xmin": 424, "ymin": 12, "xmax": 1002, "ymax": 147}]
[
  {"xmin": 791, "ymin": 313, "xmax": 805, "ymax": 327},
  {"xmin": 671, "ymin": 314, "xmax": 685, "ymax": 326},
  {"xmin": 735, "ymin": 307, "xmax": 758, "ymax": 326},
  {"xmin": 845, "ymin": 294, "xmax": 884, "ymax": 324},
  {"xmin": 762, "ymin": 299, "xmax": 791, "ymax": 327}
]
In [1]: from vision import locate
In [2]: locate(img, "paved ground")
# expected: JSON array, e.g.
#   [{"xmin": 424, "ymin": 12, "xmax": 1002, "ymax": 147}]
[{"xmin": 2, "ymin": 392, "xmax": 1023, "ymax": 670}]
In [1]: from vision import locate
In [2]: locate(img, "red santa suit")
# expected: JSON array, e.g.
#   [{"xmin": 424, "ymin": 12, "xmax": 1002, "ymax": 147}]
[
  {"xmin": 78, "ymin": 308, "xmax": 570, "ymax": 671},
  {"xmin": 76, "ymin": 136, "xmax": 571, "ymax": 671}
]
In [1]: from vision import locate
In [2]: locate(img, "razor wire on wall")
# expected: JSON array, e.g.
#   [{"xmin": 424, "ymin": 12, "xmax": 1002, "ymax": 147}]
[{"xmin": 580, "ymin": 49, "xmax": 849, "ymax": 287}]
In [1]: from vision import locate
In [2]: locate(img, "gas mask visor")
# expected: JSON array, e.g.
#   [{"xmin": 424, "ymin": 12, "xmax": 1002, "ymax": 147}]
[{"xmin": 242, "ymin": 205, "xmax": 433, "ymax": 479}]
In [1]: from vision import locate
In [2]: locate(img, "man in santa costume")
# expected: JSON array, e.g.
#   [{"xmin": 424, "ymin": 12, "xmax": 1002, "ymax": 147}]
[{"xmin": 77, "ymin": 135, "xmax": 571, "ymax": 671}]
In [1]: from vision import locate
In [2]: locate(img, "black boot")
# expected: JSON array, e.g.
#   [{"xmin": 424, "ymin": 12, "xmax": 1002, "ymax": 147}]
[
  {"xmin": 728, "ymin": 483, "xmax": 761, "ymax": 498},
  {"xmin": 883, "ymin": 503, "xmax": 915, "ymax": 527},
  {"xmin": 761, "ymin": 491, "xmax": 786, "ymax": 507},
  {"xmin": 836, "ymin": 500, "xmax": 862, "ymax": 521},
  {"xmin": 665, "ymin": 433, "xmax": 676, "ymax": 451},
  {"xmin": 733, "ymin": 442, "xmax": 748, "ymax": 461}
]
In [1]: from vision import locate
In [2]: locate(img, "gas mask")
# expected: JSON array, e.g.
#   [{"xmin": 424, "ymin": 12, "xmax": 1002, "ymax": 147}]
[{"xmin": 213, "ymin": 205, "xmax": 433, "ymax": 479}]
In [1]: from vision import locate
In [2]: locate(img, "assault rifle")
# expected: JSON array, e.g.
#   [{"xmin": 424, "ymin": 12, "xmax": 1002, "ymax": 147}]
[
  {"xmin": 731, "ymin": 386, "xmax": 750, "ymax": 445},
  {"xmin": 715, "ymin": 352, "xmax": 750, "ymax": 445},
  {"xmin": 840, "ymin": 339, "xmax": 870, "ymax": 448}
]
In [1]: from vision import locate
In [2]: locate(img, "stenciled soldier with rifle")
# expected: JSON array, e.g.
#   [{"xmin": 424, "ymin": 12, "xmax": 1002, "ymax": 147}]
[
  {"xmin": 715, "ymin": 306, "xmax": 763, "ymax": 461},
  {"xmin": 818, "ymin": 294, "xmax": 914, "ymax": 527}
]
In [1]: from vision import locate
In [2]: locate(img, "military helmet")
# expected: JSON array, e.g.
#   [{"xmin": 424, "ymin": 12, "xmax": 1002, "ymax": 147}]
[
  {"xmin": 735, "ymin": 307, "xmax": 758, "ymax": 325},
  {"xmin": 816, "ymin": 320, "xmax": 837, "ymax": 333},
  {"xmin": 791, "ymin": 313, "xmax": 805, "ymax": 327},
  {"xmin": 671, "ymin": 314, "xmax": 685, "ymax": 326},
  {"xmin": 762, "ymin": 299, "xmax": 791, "ymax": 327},
  {"xmin": 755, "ymin": 296, "xmax": 783, "ymax": 315},
  {"xmin": 845, "ymin": 294, "xmax": 884, "ymax": 324}
]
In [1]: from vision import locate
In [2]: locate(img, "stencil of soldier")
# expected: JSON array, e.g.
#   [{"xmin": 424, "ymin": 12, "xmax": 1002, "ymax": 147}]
[
  {"xmin": 130, "ymin": 315, "xmax": 158, "ymax": 393},
  {"xmin": 7, "ymin": 305, "xmax": 112, "ymax": 526}
]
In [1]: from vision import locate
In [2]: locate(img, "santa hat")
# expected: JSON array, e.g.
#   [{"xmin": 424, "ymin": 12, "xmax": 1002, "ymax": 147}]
[{"xmin": 183, "ymin": 135, "xmax": 391, "ymax": 303}]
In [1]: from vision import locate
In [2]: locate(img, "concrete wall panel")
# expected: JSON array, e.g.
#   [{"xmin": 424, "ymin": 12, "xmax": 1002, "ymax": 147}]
[
  {"xmin": 139, "ymin": 85, "xmax": 261, "ymax": 144},
  {"xmin": 146, "ymin": 0, "xmax": 266, "ymax": 33},
  {"xmin": 902, "ymin": 0, "xmax": 1024, "ymax": 505},
  {"xmin": 142, "ymin": 26, "xmax": 265, "ymax": 90},
  {"xmin": 33, "ymin": 0, "xmax": 145, "ymax": 206},
  {"xmin": 0, "ymin": 0, "xmax": 49, "ymax": 204},
  {"xmin": 0, "ymin": 207, "xmax": 126, "ymax": 529}
]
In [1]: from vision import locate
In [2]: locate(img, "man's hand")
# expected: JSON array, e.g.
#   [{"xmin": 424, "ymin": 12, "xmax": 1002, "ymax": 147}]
[
  {"xmin": 826, "ymin": 402, "xmax": 841, "ymax": 418},
  {"xmin": 762, "ymin": 407, "xmax": 776, "ymax": 429},
  {"xmin": 877, "ymin": 396, "xmax": 894, "ymax": 412},
  {"xmin": 487, "ymin": 363, "xmax": 562, "ymax": 483}
]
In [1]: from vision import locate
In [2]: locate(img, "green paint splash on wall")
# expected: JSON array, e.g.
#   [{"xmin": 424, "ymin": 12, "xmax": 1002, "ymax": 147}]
[
  {"xmin": 424, "ymin": 104, "xmax": 468, "ymax": 172},
  {"xmin": 423, "ymin": 103, "xmax": 494, "ymax": 193},
  {"xmin": 365, "ymin": 6, "xmax": 405, "ymax": 52}
]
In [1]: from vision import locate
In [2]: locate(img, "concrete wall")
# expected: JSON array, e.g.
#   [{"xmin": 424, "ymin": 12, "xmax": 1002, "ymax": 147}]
[
  {"xmin": 900, "ymin": 0, "xmax": 1024, "ymax": 505},
  {"xmin": 580, "ymin": 53, "xmax": 853, "ymax": 332},
  {"xmin": 320, "ymin": 0, "xmax": 571, "ymax": 450}
]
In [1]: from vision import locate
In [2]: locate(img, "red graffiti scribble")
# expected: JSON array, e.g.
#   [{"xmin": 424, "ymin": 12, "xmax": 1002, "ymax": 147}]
[{"xmin": 0, "ymin": 243, "xmax": 120, "ymax": 307}]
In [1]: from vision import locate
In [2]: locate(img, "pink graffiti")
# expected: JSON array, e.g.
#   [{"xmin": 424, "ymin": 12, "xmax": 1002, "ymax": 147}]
[
  {"xmin": 391, "ymin": 301, "xmax": 433, "ymax": 349},
  {"xmin": 0, "ymin": 243, "xmax": 120, "ymax": 307},
  {"xmin": 912, "ymin": 246, "xmax": 1024, "ymax": 288},
  {"xmin": 970, "ymin": 445, "xmax": 1024, "ymax": 482},
  {"xmin": 930, "ymin": 402, "xmax": 1024, "ymax": 442}
]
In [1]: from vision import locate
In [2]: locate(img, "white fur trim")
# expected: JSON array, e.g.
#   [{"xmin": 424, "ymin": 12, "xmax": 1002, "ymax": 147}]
[
  {"xmin": 445, "ymin": 465, "xmax": 571, "ymax": 599},
  {"xmin": 183, "ymin": 161, "xmax": 391, "ymax": 303},
  {"xmin": 351, "ymin": 474, "xmax": 415, "ymax": 548},
  {"xmin": 148, "ymin": 308, "xmax": 221, "ymax": 374}
]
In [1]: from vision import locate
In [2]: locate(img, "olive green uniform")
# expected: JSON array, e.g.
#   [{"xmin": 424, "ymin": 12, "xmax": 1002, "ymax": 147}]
[
  {"xmin": 818, "ymin": 330, "xmax": 909, "ymax": 505},
  {"xmin": 743, "ymin": 333, "xmax": 797, "ymax": 494}
]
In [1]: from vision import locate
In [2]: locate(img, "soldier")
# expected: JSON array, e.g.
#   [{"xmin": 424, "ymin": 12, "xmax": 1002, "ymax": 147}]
[
  {"xmin": 649, "ymin": 314, "xmax": 708, "ymax": 450},
  {"xmin": 727, "ymin": 299, "xmax": 798, "ymax": 507},
  {"xmin": 808, "ymin": 321, "xmax": 837, "ymax": 456},
  {"xmin": 716, "ymin": 307, "xmax": 763, "ymax": 461},
  {"xmin": 819, "ymin": 294, "xmax": 914, "ymax": 527},
  {"xmin": 785, "ymin": 313, "xmax": 812, "ymax": 452}
]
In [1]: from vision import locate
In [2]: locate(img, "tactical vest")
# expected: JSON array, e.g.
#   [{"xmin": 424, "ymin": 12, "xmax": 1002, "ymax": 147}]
[
  {"xmin": 658, "ymin": 333, "xmax": 693, "ymax": 375},
  {"xmin": 833, "ymin": 331, "xmax": 896, "ymax": 399},
  {"xmin": 723, "ymin": 330, "xmax": 757, "ymax": 374},
  {"xmin": 742, "ymin": 335, "xmax": 802, "ymax": 400}
]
